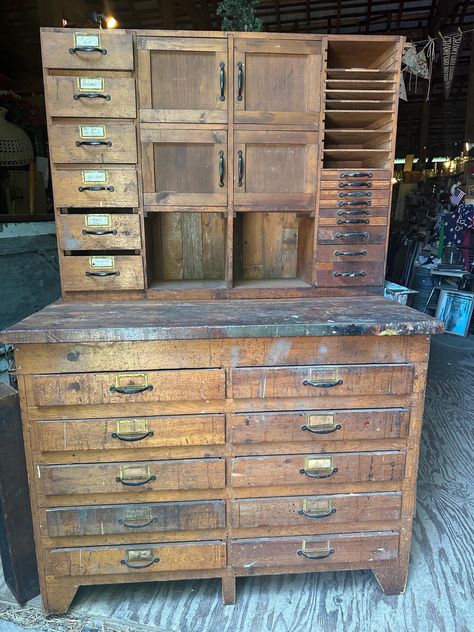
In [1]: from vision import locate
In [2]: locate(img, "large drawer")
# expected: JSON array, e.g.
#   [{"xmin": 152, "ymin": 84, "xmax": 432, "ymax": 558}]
[
  {"xmin": 230, "ymin": 532, "xmax": 398, "ymax": 568},
  {"xmin": 45, "ymin": 76, "xmax": 136, "ymax": 118},
  {"xmin": 230, "ymin": 492, "xmax": 402, "ymax": 528},
  {"xmin": 43, "ymin": 500, "xmax": 226, "ymax": 537},
  {"xmin": 41, "ymin": 30, "xmax": 134, "ymax": 70},
  {"xmin": 49, "ymin": 122, "xmax": 137, "ymax": 164},
  {"xmin": 316, "ymin": 261, "xmax": 385, "ymax": 287},
  {"xmin": 46, "ymin": 540, "xmax": 226, "ymax": 576},
  {"xmin": 28, "ymin": 369, "xmax": 225, "ymax": 407},
  {"xmin": 229, "ymin": 409, "xmax": 410, "ymax": 444},
  {"xmin": 60, "ymin": 255, "xmax": 145, "ymax": 292},
  {"xmin": 37, "ymin": 414, "xmax": 225, "ymax": 452},
  {"xmin": 57, "ymin": 213, "xmax": 142, "ymax": 251},
  {"xmin": 231, "ymin": 451, "xmax": 406, "ymax": 488},
  {"xmin": 52, "ymin": 167, "xmax": 139, "ymax": 208},
  {"xmin": 230, "ymin": 364, "xmax": 413, "ymax": 399},
  {"xmin": 37, "ymin": 459, "xmax": 226, "ymax": 497}
]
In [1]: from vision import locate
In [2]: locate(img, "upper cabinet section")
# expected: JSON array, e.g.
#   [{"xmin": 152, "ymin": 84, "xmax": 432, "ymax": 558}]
[
  {"xmin": 138, "ymin": 36, "xmax": 228, "ymax": 124},
  {"xmin": 233, "ymin": 38, "xmax": 321, "ymax": 127},
  {"xmin": 41, "ymin": 29, "xmax": 134, "ymax": 70}
]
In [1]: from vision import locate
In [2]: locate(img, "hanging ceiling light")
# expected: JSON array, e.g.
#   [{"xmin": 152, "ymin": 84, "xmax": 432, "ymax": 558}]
[{"xmin": 91, "ymin": 11, "xmax": 118, "ymax": 29}]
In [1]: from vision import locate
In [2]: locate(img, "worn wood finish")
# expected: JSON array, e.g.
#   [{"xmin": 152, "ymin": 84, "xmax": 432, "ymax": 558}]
[
  {"xmin": 56, "ymin": 213, "xmax": 142, "ymax": 251},
  {"xmin": 52, "ymin": 167, "xmax": 139, "ymax": 208},
  {"xmin": 60, "ymin": 256, "xmax": 145, "ymax": 292}
]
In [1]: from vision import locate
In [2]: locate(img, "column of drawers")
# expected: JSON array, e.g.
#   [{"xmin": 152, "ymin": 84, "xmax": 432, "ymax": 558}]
[{"xmin": 41, "ymin": 29, "xmax": 145, "ymax": 292}]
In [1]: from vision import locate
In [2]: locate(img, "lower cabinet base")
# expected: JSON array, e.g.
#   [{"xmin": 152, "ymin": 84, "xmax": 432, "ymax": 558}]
[{"xmin": 41, "ymin": 559, "xmax": 409, "ymax": 613}]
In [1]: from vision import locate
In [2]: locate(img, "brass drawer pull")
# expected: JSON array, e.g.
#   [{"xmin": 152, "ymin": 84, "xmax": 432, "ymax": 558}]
[
  {"xmin": 86, "ymin": 270, "xmax": 120, "ymax": 277},
  {"xmin": 334, "ymin": 271, "xmax": 366, "ymax": 278},
  {"xmin": 335, "ymin": 232, "xmax": 369, "ymax": 240},
  {"xmin": 337, "ymin": 219, "xmax": 370, "ymax": 225},
  {"xmin": 73, "ymin": 92, "xmax": 111, "ymax": 101},
  {"xmin": 237, "ymin": 61, "xmax": 244, "ymax": 101},
  {"xmin": 78, "ymin": 185, "xmax": 114, "ymax": 192},
  {"xmin": 334, "ymin": 250, "xmax": 367, "ymax": 257},
  {"xmin": 82, "ymin": 229, "xmax": 117, "ymax": 236},
  {"xmin": 115, "ymin": 473, "xmax": 157, "ymax": 486},
  {"xmin": 219, "ymin": 61, "xmax": 225, "ymax": 101},
  {"xmin": 340, "ymin": 171, "xmax": 373, "ymax": 178},
  {"xmin": 120, "ymin": 556, "xmax": 160, "ymax": 569},
  {"xmin": 302, "ymin": 379, "xmax": 343, "ymax": 388},
  {"xmin": 76, "ymin": 139, "xmax": 112, "ymax": 147},
  {"xmin": 337, "ymin": 209, "xmax": 370, "ymax": 216},
  {"xmin": 298, "ymin": 506, "xmax": 336, "ymax": 519},
  {"xmin": 112, "ymin": 430, "xmax": 154, "ymax": 442},
  {"xmin": 69, "ymin": 45, "xmax": 107, "ymax": 55},
  {"xmin": 218, "ymin": 150, "xmax": 225, "ymax": 187},
  {"xmin": 339, "ymin": 181, "xmax": 372, "ymax": 188},
  {"xmin": 110, "ymin": 384, "xmax": 153, "ymax": 394},
  {"xmin": 339, "ymin": 191, "xmax": 372, "ymax": 198},
  {"xmin": 301, "ymin": 423, "xmax": 341, "ymax": 434},
  {"xmin": 338, "ymin": 200, "xmax": 371, "ymax": 207},
  {"xmin": 300, "ymin": 466, "xmax": 338, "ymax": 479},
  {"xmin": 297, "ymin": 545, "xmax": 335, "ymax": 560},
  {"xmin": 119, "ymin": 516, "xmax": 157, "ymax": 529}
]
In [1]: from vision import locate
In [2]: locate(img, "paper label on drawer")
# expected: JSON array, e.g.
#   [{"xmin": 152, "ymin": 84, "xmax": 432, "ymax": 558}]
[
  {"xmin": 306, "ymin": 457, "xmax": 332, "ymax": 470},
  {"xmin": 116, "ymin": 418, "xmax": 149, "ymax": 435},
  {"xmin": 77, "ymin": 77, "xmax": 104, "ymax": 91},
  {"xmin": 303, "ymin": 498, "xmax": 332, "ymax": 513},
  {"xmin": 89, "ymin": 256, "xmax": 115, "ymax": 269},
  {"xmin": 74, "ymin": 33, "xmax": 100, "ymax": 48},
  {"xmin": 80, "ymin": 125, "xmax": 106, "ymax": 139},
  {"xmin": 308, "ymin": 414, "xmax": 334, "ymax": 427},
  {"xmin": 85, "ymin": 214, "xmax": 111, "ymax": 227},
  {"xmin": 82, "ymin": 170, "xmax": 108, "ymax": 184}
]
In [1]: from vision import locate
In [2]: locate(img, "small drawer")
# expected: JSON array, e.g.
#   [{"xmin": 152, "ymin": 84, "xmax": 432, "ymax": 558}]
[
  {"xmin": 321, "ymin": 180, "xmax": 391, "ymax": 191},
  {"xmin": 37, "ymin": 458, "xmax": 226, "ymax": 497},
  {"xmin": 316, "ymin": 261, "xmax": 385, "ymax": 287},
  {"xmin": 230, "ymin": 364, "xmax": 414, "ymax": 399},
  {"xmin": 230, "ymin": 532, "xmax": 399, "ymax": 569},
  {"xmin": 229, "ymin": 409, "xmax": 409, "ymax": 444},
  {"xmin": 41, "ymin": 29, "xmax": 134, "ymax": 70},
  {"xmin": 49, "ymin": 122, "xmax": 137, "ymax": 164},
  {"xmin": 319, "ymin": 190, "xmax": 390, "ymax": 205},
  {"xmin": 37, "ymin": 414, "xmax": 225, "ymax": 452},
  {"xmin": 29, "ymin": 369, "xmax": 225, "ymax": 407},
  {"xmin": 230, "ymin": 492, "xmax": 402, "ymax": 528},
  {"xmin": 230, "ymin": 451, "xmax": 406, "ymax": 488},
  {"xmin": 45, "ymin": 540, "xmax": 226, "ymax": 577},
  {"xmin": 321, "ymin": 169, "xmax": 391, "ymax": 181},
  {"xmin": 45, "ymin": 76, "xmax": 136, "ymax": 118},
  {"xmin": 52, "ymin": 167, "xmax": 139, "ymax": 208},
  {"xmin": 318, "ymin": 211, "xmax": 388, "ymax": 226},
  {"xmin": 60, "ymin": 255, "xmax": 144, "ymax": 292},
  {"xmin": 57, "ymin": 213, "xmax": 142, "ymax": 251},
  {"xmin": 317, "ymin": 243, "xmax": 386, "ymax": 262},
  {"xmin": 318, "ymin": 226, "xmax": 386, "ymax": 244},
  {"xmin": 43, "ymin": 500, "xmax": 226, "ymax": 537}
]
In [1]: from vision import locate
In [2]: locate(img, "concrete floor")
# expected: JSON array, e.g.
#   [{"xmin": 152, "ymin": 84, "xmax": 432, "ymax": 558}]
[{"xmin": 0, "ymin": 334, "xmax": 473, "ymax": 632}]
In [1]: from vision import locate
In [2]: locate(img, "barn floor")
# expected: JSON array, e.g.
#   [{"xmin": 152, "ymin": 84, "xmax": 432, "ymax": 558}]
[{"xmin": 0, "ymin": 334, "xmax": 473, "ymax": 632}]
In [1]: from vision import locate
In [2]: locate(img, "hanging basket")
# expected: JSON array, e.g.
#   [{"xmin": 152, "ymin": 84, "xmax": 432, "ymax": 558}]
[{"xmin": 0, "ymin": 106, "xmax": 34, "ymax": 167}]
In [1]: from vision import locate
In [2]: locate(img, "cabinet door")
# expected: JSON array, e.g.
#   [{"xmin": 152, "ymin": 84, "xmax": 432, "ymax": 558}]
[
  {"xmin": 141, "ymin": 128, "xmax": 227, "ymax": 208},
  {"xmin": 137, "ymin": 36, "xmax": 228, "ymax": 124},
  {"xmin": 234, "ymin": 38, "xmax": 321, "ymax": 126},
  {"xmin": 234, "ymin": 131, "xmax": 318, "ymax": 210}
]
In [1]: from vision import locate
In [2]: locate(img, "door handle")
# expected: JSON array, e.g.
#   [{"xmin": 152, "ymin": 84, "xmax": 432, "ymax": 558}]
[
  {"xmin": 237, "ymin": 61, "xmax": 244, "ymax": 101},
  {"xmin": 237, "ymin": 150, "xmax": 244, "ymax": 187},
  {"xmin": 219, "ymin": 61, "xmax": 225, "ymax": 101},
  {"xmin": 218, "ymin": 150, "xmax": 225, "ymax": 187}
]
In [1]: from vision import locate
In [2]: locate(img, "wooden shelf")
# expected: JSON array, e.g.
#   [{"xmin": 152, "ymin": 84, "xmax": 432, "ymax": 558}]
[
  {"xmin": 324, "ymin": 111, "xmax": 393, "ymax": 128},
  {"xmin": 326, "ymin": 89, "xmax": 396, "ymax": 100},
  {"xmin": 324, "ymin": 130, "xmax": 391, "ymax": 146},
  {"xmin": 325, "ymin": 100, "xmax": 394, "ymax": 111},
  {"xmin": 326, "ymin": 79, "xmax": 396, "ymax": 90},
  {"xmin": 233, "ymin": 278, "xmax": 312, "ymax": 290},
  {"xmin": 326, "ymin": 69, "xmax": 397, "ymax": 80},
  {"xmin": 324, "ymin": 149, "xmax": 390, "ymax": 159},
  {"xmin": 148, "ymin": 279, "xmax": 227, "ymax": 291}
]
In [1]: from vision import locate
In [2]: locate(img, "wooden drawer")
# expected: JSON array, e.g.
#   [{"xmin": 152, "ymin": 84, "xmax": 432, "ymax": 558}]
[
  {"xmin": 316, "ymin": 261, "xmax": 385, "ymax": 287},
  {"xmin": 46, "ymin": 540, "xmax": 226, "ymax": 576},
  {"xmin": 41, "ymin": 29, "xmax": 134, "ymax": 70},
  {"xmin": 230, "ymin": 364, "xmax": 413, "ymax": 399},
  {"xmin": 57, "ymin": 213, "xmax": 142, "ymax": 251},
  {"xmin": 37, "ymin": 414, "xmax": 225, "ymax": 452},
  {"xmin": 230, "ymin": 532, "xmax": 399, "ymax": 568},
  {"xmin": 321, "ymin": 169, "xmax": 391, "ymax": 181},
  {"xmin": 229, "ymin": 409, "xmax": 409, "ymax": 444},
  {"xmin": 49, "ymin": 122, "xmax": 137, "ymax": 164},
  {"xmin": 316, "ymin": 244, "xmax": 386, "ymax": 263},
  {"xmin": 45, "ymin": 76, "xmax": 136, "ymax": 118},
  {"xmin": 37, "ymin": 458, "xmax": 226, "ymax": 497},
  {"xmin": 320, "ymin": 180, "xmax": 391, "ymax": 191},
  {"xmin": 230, "ymin": 492, "xmax": 402, "ymax": 528},
  {"xmin": 318, "ymin": 213, "xmax": 388, "ymax": 226},
  {"xmin": 52, "ymin": 168, "xmax": 139, "ymax": 208},
  {"xmin": 231, "ymin": 451, "xmax": 406, "ymax": 488},
  {"xmin": 60, "ymin": 255, "xmax": 144, "ymax": 292},
  {"xmin": 317, "ymin": 226, "xmax": 386, "ymax": 244},
  {"xmin": 29, "ymin": 369, "xmax": 225, "ymax": 407},
  {"xmin": 43, "ymin": 500, "xmax": 226, "ymax": 537},
  {"xmin": 319, "ymin": 190, "xmax": 390, "ymax": 205}
]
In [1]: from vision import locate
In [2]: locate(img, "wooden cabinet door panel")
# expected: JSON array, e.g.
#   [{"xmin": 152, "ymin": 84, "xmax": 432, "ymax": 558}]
[
  {"xmin": 138, "ymin": 36, "xmax": 228, "ymax": 123},
  {"xmin": 141, "ymin": 129, "xmax": 227, "ymax": 208},
  {"xmin": 234, "ymin": 131, "xmax": 318, "ymax": 210},
  {"xmin": 234, "ymin": 38, "xmax": 321, "ymax": 126}
]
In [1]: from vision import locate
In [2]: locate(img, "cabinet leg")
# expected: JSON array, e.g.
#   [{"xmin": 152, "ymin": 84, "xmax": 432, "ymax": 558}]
[
  {"xmin": 372, "ymin": 560, "xmax": 409, "ymax": 596},
  {"xmin": 42, "ymin": 580, "xmax": 78, "ymax": 614},
  {"xmin": 221, "ymin": 575, "xmax": 236, "ymax": 605}
]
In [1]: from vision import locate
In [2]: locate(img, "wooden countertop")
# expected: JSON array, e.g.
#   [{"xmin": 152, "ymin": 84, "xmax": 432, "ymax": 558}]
[{"xmin": 0, "ymin": 298, "xmax": 443, "ymax": 344}]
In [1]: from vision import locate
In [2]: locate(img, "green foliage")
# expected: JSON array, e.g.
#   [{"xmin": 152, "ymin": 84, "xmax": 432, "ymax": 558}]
[{"xmin": 217, "ymin": 0, "xmax": 263, "ymax": 32}]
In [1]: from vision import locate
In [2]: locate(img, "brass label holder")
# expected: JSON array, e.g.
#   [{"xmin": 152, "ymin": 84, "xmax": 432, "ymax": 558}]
[
  {"xmin": 114, "ymin": 373, "xmax": 148, "ymax": 389},
  {"xmin": 116, "ymin": 418, "xmax": 149, "ymax": 436}
]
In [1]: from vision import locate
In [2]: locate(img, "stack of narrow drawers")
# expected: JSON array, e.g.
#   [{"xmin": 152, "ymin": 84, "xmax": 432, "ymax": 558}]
[
  {"xmin": 10, "ymin": 313, "xmax": 434, "ymax": 612},
  {"xmin": 41, "ymin": 29, "xmax": 144, "ymax": 292},
  {"xmin": 317, "ymin": 169, "xmax": 391, "ymax": 287}
]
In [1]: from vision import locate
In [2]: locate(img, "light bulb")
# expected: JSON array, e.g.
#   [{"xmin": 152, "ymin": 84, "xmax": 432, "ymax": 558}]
[{"xmin": 105, "ymin": 15, "xmax": 118, "ymax": 28}]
